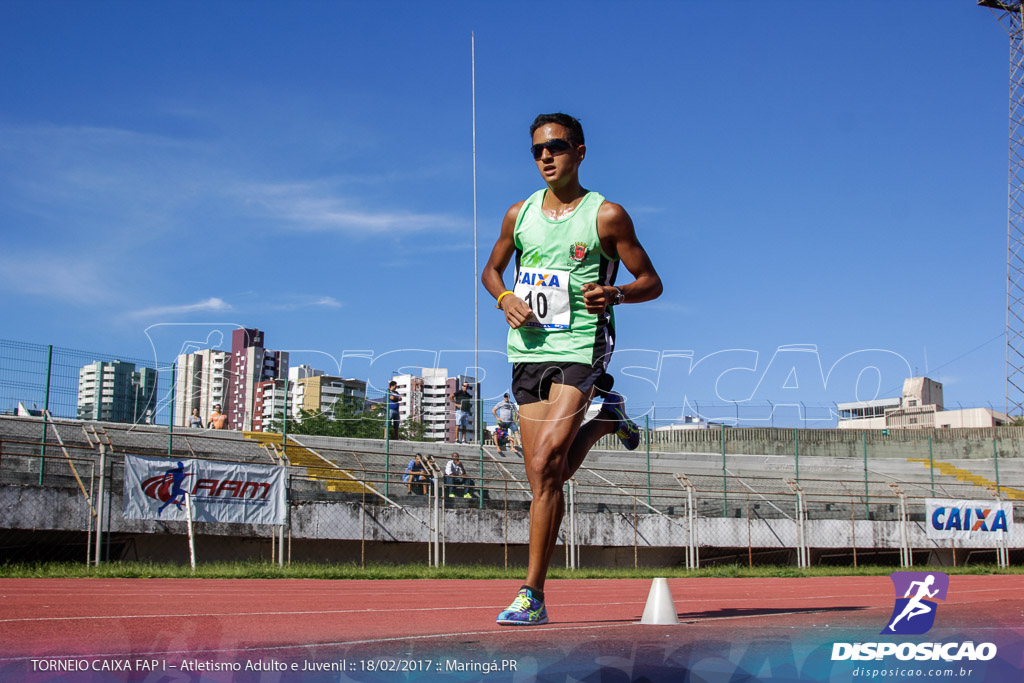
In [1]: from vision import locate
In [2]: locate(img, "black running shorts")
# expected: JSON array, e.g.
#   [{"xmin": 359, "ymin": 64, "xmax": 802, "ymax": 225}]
[{"xmin": 511, "ymin": 362, "xmax": 605, "ymax": 405}]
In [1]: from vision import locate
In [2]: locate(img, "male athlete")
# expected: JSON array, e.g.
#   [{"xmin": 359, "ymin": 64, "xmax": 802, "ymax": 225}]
[{"xmin": 482, "ymin": 113, "xmax": 662, "ymax": 625}]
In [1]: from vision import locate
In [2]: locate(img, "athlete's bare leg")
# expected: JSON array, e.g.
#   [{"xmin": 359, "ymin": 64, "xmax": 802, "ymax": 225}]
[{"xmin": 518, "ymin": 383, "xmax": 618, "ymax": 591}]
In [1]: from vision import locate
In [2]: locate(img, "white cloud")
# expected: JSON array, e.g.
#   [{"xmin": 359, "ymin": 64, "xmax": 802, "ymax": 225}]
[
  {"xmin": 0, "ymin": 253, "xmax": 110, "ymax": 303},
  {"xmin": 312, "ymin": 296, "xmax": 342, "ymax": 308},
  {"xmin": 127, "ymin": 297, "xmax": 233, "ymax": 319},
  {"xmin": 260, "ymin": 295, "xmax": 344, "ymax": 312},
  {"xmin": 237, "ymin": 182, "xmax": 466, "ymax": 235},
  {"xmin": 0, "ymin": 123, "xmax": 466, "ymax": 244}
]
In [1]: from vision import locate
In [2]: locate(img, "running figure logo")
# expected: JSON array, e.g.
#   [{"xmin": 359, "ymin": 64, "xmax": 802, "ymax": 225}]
[
  {"xmin": 881, "ymin": 571, "xmax": 949, "ymax": 635},
  {"xmin": 139, "ymin": 461, "xmax": 192, "ymax": 516}
]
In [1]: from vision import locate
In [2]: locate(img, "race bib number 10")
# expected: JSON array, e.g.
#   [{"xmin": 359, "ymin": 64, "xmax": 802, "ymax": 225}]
[{"xmin": 513, "ymin": 267, "xmax": 571, "ymax": 330}]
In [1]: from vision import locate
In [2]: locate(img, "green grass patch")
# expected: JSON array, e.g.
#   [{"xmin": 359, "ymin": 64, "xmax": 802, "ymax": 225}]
[{"xmin": 0, "ymin": 561, "xmax": 1019, "ymax": 580}]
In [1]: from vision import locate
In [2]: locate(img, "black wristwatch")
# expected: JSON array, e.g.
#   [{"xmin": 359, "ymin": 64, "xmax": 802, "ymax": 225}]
[{"xmin": 610, "ymin": 286, "xmax": 625, "ymax": 306}]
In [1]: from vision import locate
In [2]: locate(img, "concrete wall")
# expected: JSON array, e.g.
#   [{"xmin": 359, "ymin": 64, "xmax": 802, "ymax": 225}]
[
  {"xmin": 4, "ymin": 484, "xmax": 1019, "ymax": 562},
  {"xmin": 594, "ymin": 426, "xmax": 1024, "ymax": 460}
]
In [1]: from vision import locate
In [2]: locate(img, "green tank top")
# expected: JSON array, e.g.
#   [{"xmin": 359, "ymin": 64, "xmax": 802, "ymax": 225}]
[{"xmin": 507, "ymin": 189, "xmax": 618, "ymax": 365}]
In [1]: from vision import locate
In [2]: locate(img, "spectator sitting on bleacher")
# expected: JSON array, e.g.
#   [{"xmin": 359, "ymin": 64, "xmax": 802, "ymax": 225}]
[
  {"xmin": 444, "ymin": 452, "xmax": 473, "ymax": 499},
  {"xmin": 403, "ymin": 454, "xmax": 428, "ymax": 495},
  {"xmin": 492, "ymin": 425, "xmax": 508, "ymax": 452}
]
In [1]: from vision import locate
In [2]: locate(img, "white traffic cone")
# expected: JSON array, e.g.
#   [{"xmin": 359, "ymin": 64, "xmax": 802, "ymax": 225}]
[{"xmin": 639, "ymin": 577, "xmax": 679, "ymax": 625}]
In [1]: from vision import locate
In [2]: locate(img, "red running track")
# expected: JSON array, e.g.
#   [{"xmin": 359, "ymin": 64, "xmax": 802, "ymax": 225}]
[{"xmin": 1, "ymin": 576, "xmax": 1022, "ymax": 680}]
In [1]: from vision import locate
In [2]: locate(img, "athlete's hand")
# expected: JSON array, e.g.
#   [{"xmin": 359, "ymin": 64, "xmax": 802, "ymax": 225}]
[
  {"xmin": 501, "ymin": 295, "xmax": 534, "ymax": 329},
  {"xmin": 581, "ymin": 283, "xmax": 613, "ymax": 314}
]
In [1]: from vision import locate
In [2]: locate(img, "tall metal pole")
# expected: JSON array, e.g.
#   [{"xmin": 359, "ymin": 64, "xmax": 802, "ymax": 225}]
[
  {"xmin": 863, "ymin": 431, "xmax": 869, "ymax": 520},
  {"xmin": 281, "ymin": 378, "xmax": 288, "ymax": 460},
  {"xmin": 95, "ymin": 443, "xmax": 106, "ymax": 566},
  {"xmin": 721, "ymin": 423, "xmax": 727, "ymax": 518},
  {"xmin": 472, "ymin": 32, "xmax": 480, "ymax": 449},
  {"xmin": 981, "ymin": 0, "xmax": 1024, "ymax": 416},
  {"xmin": 645, "ymin": 414, "xmax": 651, "ymax": 507},
  {"xmin": 39, "ymin": 344, "xmax": 53, "ymax": 484},
  {"xmin": 472, "ymin": 34, "xmax": 484, "ymax": 510},
  {"xmin": 928, "ymin": 434, "xmax": 935, "ymax": 497},
  {"xmin": 793, "ymin": 427, "xmax": 799, "ymax": 482},
  {"xmin": 994, "ymin": 437, "xmax": 1003, "ymax": 495},
  {"xmin": 168, "ymin": 363, "xmax": 176, "ymax": 456}
]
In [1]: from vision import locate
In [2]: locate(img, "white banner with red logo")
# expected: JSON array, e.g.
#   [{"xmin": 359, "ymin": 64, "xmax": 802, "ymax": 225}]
[
  {"xmin": 925, "ymin": 498, "xmax": 1013, "ymax": 541},
  {"xmin": 123, "ymin": 454, "xmax": 286, "ymax": 525}
]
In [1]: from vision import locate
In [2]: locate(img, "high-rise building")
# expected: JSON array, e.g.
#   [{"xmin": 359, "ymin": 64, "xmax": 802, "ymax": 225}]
[
  {"xmin": 172, "ymin": 328, "xmax": 288, "ymax": 431},
  {"xmin": 173, "ymin": 349, "xmax": 228, "ymax": 427},
  {"xmin": 227, "ymin": 328, "xmax": 288, "ymax": 432},
  {"xmin": 253, "ymin": 378, "xmax": 288, "ymax": 432},
  {"xmin": 77, "ymin": 360, "xmax": 158, "ymax": 424}
]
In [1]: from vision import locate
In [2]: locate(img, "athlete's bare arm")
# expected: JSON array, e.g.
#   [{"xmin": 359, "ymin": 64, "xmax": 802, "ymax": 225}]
[
  {"xmin": 580, "ymin": 201, "xmax": 662, "ymax": 314},
  {"xmin": 482, "ymin": 200, "xmax": 534, "ymax": 329}
]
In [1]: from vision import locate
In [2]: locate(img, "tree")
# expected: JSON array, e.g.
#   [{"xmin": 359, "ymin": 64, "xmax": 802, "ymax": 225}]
[
  {"xmin": 401, "ymin": 418, "xmax": 428, "ymax": 442},
  {"xmin": 266, "ymin": 399, "xmax": 430, "ymax": 442}
]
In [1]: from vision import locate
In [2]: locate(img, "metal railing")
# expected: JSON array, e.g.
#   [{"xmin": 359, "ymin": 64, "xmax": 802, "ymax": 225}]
[{"xmin": 2, "ymin": 426, "xmax": 1019, "ymax": 569}]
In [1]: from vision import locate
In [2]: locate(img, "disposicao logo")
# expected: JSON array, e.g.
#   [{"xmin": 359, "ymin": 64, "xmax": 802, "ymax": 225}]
[
  {"xmin": 882, "ymin": 571, "xmax": 949, "ymax": 635},
  {"xmin": 831, "ymin": 572, "xmax": 998, "ymax": 663}
]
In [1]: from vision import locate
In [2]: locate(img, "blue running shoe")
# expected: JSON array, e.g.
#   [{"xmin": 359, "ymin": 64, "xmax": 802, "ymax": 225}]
[
  {"xmin": 496, "ymin": 588, "xmax": 548, "ymax": 626},
  {"xmin": 601, "ymin": 392, "xmax": 640, "ymax": 451}
]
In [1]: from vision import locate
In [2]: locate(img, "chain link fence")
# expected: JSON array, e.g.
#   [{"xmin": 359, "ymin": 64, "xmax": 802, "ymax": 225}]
[{"xmin": 2, "ymin": 413, "xmax": 1021, "ymax": 569}]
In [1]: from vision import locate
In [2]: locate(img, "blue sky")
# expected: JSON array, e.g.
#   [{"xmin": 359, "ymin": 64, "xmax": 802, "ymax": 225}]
[{"xmin": 0, "ymin": 1, "xmax": 1013, "ymax": 426}]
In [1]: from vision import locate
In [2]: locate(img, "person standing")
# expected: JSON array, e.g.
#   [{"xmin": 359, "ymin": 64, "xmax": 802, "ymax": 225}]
[
  {"xmin": 188, "ymin": 408, "xmax": 203, "ymax": 429},
  {"xmin": 388, "ymin": 380, "xmax": 402, "ymax": 440},
  {"xmin": 449, "ymin": 381, "xmax": 474, "ymax": 444},
  {"xmin": 482, "ymin": 112, "xmax": 662, "ymax": 625},
  {"xmin": 208, "ymin": 404, "xmax": 228, "ymax": 430}
]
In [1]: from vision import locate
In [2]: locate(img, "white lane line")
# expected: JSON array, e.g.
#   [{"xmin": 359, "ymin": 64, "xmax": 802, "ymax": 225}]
[
  {"xmin": 0, "ymin": 623, "xmax": 626, "ymax": 662},
  {"xmin": 6, "ymin": 590, "xmax": 1016, "ymax": 625},
  {"xmin": 0, "ymin": 601, "xmax": 646, "ymax": 624}
]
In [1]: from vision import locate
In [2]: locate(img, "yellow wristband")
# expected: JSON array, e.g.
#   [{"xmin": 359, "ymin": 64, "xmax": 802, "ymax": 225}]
[{"xmin": 495, "ymin": 290, "xmax": 514, "ymax": 308}]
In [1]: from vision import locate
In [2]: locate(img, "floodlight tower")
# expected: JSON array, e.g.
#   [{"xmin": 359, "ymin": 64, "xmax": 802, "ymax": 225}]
[{"xmin": 981, "ymin": 0, "xmax": 1024, "ymax": 416}]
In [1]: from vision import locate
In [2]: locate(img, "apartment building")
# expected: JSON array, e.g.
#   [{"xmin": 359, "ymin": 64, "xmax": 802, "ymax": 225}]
[
  {"xmin": 252, "ymin": 378, "xmax": 288, "ymax": 432},
  {"xmin": 77, "ymin": 360, "xmax": 158, "ymax": 424},
  {"xmin": 292, "ymin": 374, "xmax": 367, "ymax": 418},
  {"xmin": 227, "ymin": 328, "xmax": 288, "ymax": 432},
  {"xmin": 173, "ymin": 348, "xmax": 228, "ymax": 427}
]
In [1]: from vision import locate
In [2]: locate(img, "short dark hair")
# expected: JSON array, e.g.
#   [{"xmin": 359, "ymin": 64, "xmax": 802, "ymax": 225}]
[
  {"xmin": 530, "ymin": 113, "xmax": 584, "ymax": 146},
  {"xmin": 389, "ymin": 380, "xmax": 397, "ymax": 387}
]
